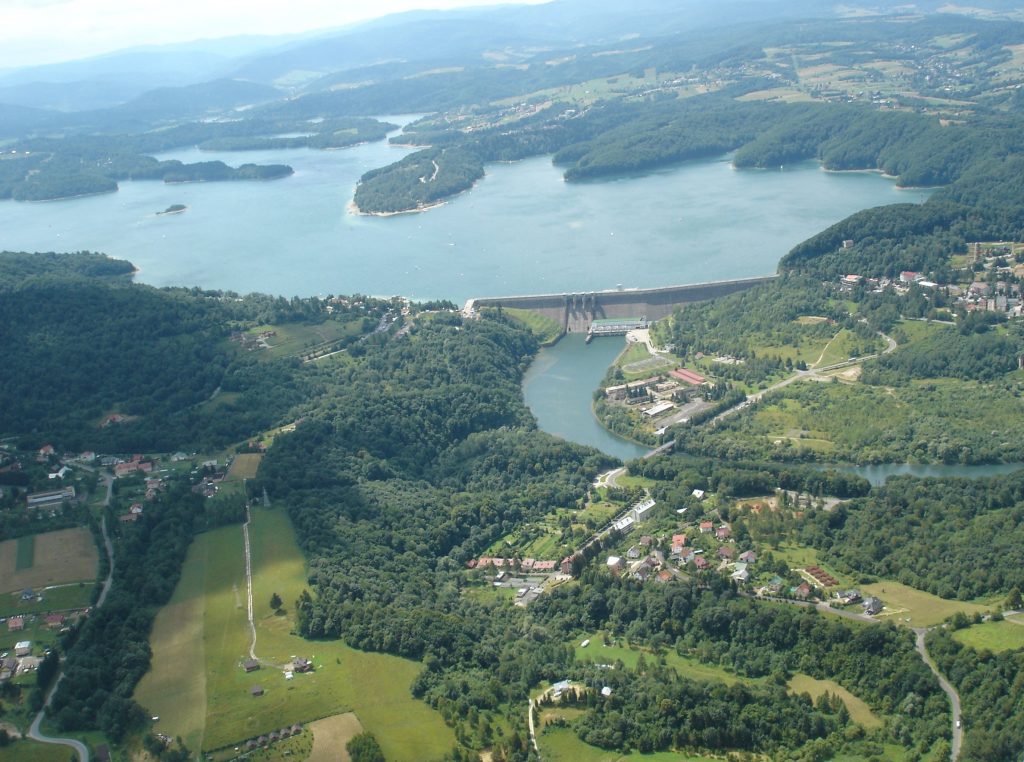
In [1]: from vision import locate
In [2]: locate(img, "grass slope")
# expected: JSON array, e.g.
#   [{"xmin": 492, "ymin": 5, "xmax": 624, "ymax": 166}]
[
  {"xmin": 139, "ymin": 505, "xmax": 454, "ymax": 759},
  {"xmin": 788, "ymin": 674, "xmax": 882, "ymax": 728},
  {"xmin": 0, "ymin": 527, "xmax": 98, "ymax": 594},
  {"xmin": 860, "ymin": 580, "xmax": 994, "ymax": 628},
  {"xmin": 952, "ymin": 619, "xmax": 1024, "ymax": 653},
  {"xmin": 133, "ymin": 534, "xmax": 209, "ymax": 752}
]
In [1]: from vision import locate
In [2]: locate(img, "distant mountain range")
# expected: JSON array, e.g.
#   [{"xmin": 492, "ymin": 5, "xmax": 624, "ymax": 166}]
[{"xmin": 1, "ymin": 0, "xmax": 1022, "ymax": 120}]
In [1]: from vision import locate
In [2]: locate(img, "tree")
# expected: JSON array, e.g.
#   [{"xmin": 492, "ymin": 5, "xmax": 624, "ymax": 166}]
[
  {"xmin": 270, "ymin": 592, "xmax": 283, "ymax": 611},
  {"xmin": 1006, "ymin": 586, "xmax": 1023, "ymax": 610}
]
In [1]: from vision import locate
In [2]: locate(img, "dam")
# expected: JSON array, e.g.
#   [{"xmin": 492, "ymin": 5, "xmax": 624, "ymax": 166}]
[{"xmin": 465, "ymin": 275, "xmax": 777, "ymax": 334}]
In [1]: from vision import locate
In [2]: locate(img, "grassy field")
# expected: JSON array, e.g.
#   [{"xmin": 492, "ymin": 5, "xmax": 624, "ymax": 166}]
[
  {"xmin": 248, "ymin": 320, "xmax": 365, "ymax": 360},
  {"xmin": 139, "ymin": 506, "xmax": 454, "ymax": 759},
  {"xmin": 541, "ymin": 727, "xmax": 723, "ymax": 762},
  {"xmin": 0, "ymin": 739, "xmax": 74, "ymax": 762},
  {"xmin": 307, "ymin": 713, "xmax": 363, "ymax": 762},
  {"xmin": 504, "ymin": 307, "xmax": 563, "ymax": 345},
  {"xmin": 788, "ymin": 674, "xmax": 882, "ymax": 728},
  {"xmin": 0, "ymin": 583, "xmax": 95, "ymax": 618},
  {"xmin": 573, "ymin": 634, "xmax": 756, "ymax": 686},
  {"xmin": 860, "ymin": 580, "xmax": 995, "ymax": 628},
  {"xmin": 134, "ymin": 531, "xmax": 210, "ymax": 752},
  {"xmin": 0, "ymin": 527, "xmax": 99, "ymax": 594},
  {"xmin": 952, "ymin": 619, "xmax": 1024, "ymax": 653},
  {"xmin": 225, "ymin": 453, "xmax": 263, "ymax": 481}
]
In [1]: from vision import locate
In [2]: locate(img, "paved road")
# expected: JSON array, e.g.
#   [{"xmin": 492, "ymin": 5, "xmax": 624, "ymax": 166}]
[
  {"xmin": 28, "ymin": 674, "xmax": 89, "ymax": 761},
  {"xmin": 916, "ymin": 628, "xmax": 962, "ymax": 761},
  {"xmin": 27, "ymin": 482, "xmax": 116, "ymax": 762}
]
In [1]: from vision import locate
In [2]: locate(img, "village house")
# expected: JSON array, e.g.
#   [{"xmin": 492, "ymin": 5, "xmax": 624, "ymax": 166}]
[
  {"xmin": 731, "ymin": 564, "xmax": 749, "ymax": 583},
  {"xmin": 292, "ymin": 657, "xmax": 313, "ymax": 673},
  {"xmin": 863, "ymin": 596, "xmax": 884, "ymax": 616},
  {"xmin": 7, "ymin": 616, "xmax": 24, "ymax": 632},
  {"xmin": 671, "ymin": 534, "xmax": 687, "ymax": 555},
  {"xmin": 606, "ymin": 556, "xmax": 624, "ymax": 575},
  {"xmin": 699, "ymin": 521, "xmax": 714, "ymax": 534},
  {"xmin": 243, "ymin": 658, "xmax": 260, "ymax": 673},
  {"xmin": 792, "ymin": 582, "xmax": 813, "ymax": 600},
  {"xmin": 14, "ymin": 641, "xmax": 32, "ymax": 657},
  {"xmin": 717, "ymin": 545, "xmax": 735, "ymax": 561},
  {"xmin": 693, "ymin": 556, "xmax": 710, "ymax": 571},
  {"xmin": 738, "ymin": 550, "xmax": 757, "ymax": 564},
  {"xmin": 715, "ymin": 525, "xmax": 731, "ymax": 541},
  {"xmin": 45, "ymin": 614, "xmax": 65, "ymax": 629}
]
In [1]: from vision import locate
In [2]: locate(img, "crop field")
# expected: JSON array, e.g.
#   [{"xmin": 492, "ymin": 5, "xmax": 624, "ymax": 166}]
[
  {"xmin": 860, "ymin": 580, "xmax": 994, "ymax": 628},
  {"xmin": 138, "ymin": 506, "xmax": 453, "ymax": 759},
  {"xmin": 0, "ymin": 739, "xmax": 72, "ymax": 762},
  {"xmin": 952, "ymin": 619, "xmax": 1024, "ymax": 653},
  {"xmin": 307, "ymin": 713, "xmax": 363, "ymax": 762},
  {"xmin": 788, "ymin": 674, "xmax": 882, "ymax": 728},
  {"xmin": 225, "ymin": 453, "xmax": 263, "ymax": 481},
  {"xmin": 0, "ymin": 527, "xmax": 98, "ymax": 593}
]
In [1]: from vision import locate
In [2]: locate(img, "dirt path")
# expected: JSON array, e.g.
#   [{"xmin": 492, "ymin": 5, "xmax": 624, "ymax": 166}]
[{"xmin": 243, "ymin": 506, "xmax": 257, "ymax": 661}]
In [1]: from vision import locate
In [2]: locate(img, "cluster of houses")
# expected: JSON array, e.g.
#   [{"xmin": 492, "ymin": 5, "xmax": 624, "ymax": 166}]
[
  {"xmin": 239, "ymin": 724, "xmax": 304, "ymax": 752},
  {"xmin": 838, "ymin": 265, "xmax": 1024, "ymax": 316},
  {"xmin": 230, "ymin": 329, "xmax": 277, "ymax": 351}
]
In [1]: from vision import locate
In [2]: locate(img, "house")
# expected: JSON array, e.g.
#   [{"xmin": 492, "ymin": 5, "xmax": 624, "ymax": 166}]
[
  {"xmin": 560, "ymin": 556, "xmax": 575, "ymax": 575},
  {"xmin": 655, "ymin": 570, "xmax": 673, "ymax": 583},
  {"xmin": 840, "ymin": 274, "xmax": 861, "ymax": 286},
  {"xmin": 251, "ymin": 685, "xmax": 264, "ymax": 697},
  {"xmin": 45, "ymin": 614, "xmax": 65, "ymax": 629},
  {"xmin": 14, "ymin": 641, "xmax": 31, "ymax": 657},
  {"xmin": 671, "ymin": 534, "xmax": 687, "ymax": 554},
  {"xmin": 699, "ymin": 521, "xmax": 714, "ymax": 534},
  {"xmin": 834, "ymin": 589, "xmax": 861, "ymax": 605},
  {"xmin": 792, "ymin": 582, "xmax": 813, "ymax": 600},
  {"xmin": 738, "ymin": 550, "xmax": 757, "ymax": 564},
  {"xmin": 764, "ymin": 575, "xmax": 785, "ymax": 595},
  {"xmin": 693, "ymin": 556, "xmax": 710, "ymax": 571},
  {"xmin": 533, "ymin": 560, "xmax": 557, "ymax": 572},
  {"xmin": 49, "ymin": 466, "xmax": 72, "ymax": 480},
  {"xmin": 37, "ymin": 444, "xmax": 55, "ymax": 459},
  {"xmin": 691, "ymin": 489, "xmax": 706, "ymax": 500},
  {"xmin": 715, "ymin": 525, "xmax": 731, "ymax": 541},
  {"xmin": 292, "ymin": 657, "xmax": 313, "ymax": 673},
  {"xmin": 627, "ymin": 545, "xmax": 642, "ymax": 559},
  {"xmin": 731, "ymin": 565, "xmax": 749, "ymax": 583},
  {"xmin": 606, "ymin": 556, "xmax": 624, "ymax": 575},
  {"xmin": 862, "ymin": 596, "xmax": 884, "ymax": 616},
  {"xmin": 601, "ymin": 686, "xmax": 613, "ymax": 697},
  {"xmin": 639, "ymin": 535, "xmax": 653, "ymax": 547},
  {"xmin": 717, "ymin": 545, "xmax": 735, "ymax": 560},
  {"xmin": 520, "ymin": 558, "xmax": 536, "ymax": 571},
  {"xmin": 900, "ymin": 271, "xmax": 923, "ymax": 284},
  {"xmin": 631, "ymin": 498, "xmax": 657, "ymax": 522},
  {"xmin": 679, "ymin": 549, "xmax": 696, "ymax": 565},
  {"xmin": 79, "ymin": 451, "xmax": 97, "ymax": 463},
  {"xmin": 119, "ymin": 513, "xmax": 140, "ymax": 523},
  {"xmin": 7, "ymin": 616, "xmax": 24, "ymax": 632},
  {"xmin": 243, "ymin": 658, "xmax": 260, "ymax": 673}
]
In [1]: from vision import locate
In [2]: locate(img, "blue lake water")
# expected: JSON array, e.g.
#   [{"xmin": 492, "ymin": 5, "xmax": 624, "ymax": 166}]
[{"xmin": 0, "ymin": 129, "xmax": 931, "ymax": 303}]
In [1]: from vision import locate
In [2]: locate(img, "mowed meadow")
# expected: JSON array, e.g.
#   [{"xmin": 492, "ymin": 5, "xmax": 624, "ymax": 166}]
[{"xmin": 134, "ymin": 502, "xmax": 454, "ymax": 758}]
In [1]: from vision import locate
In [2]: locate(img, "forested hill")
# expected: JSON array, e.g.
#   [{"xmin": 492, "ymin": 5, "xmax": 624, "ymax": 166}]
[{"xmin": 0, "ymin": 251, "xmax": 378, "ymax": 452}]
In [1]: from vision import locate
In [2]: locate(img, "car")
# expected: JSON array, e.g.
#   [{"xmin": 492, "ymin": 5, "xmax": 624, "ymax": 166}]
[{"xmin": 955, "ymin": 719, "xmax": 961, "ymax": 728}]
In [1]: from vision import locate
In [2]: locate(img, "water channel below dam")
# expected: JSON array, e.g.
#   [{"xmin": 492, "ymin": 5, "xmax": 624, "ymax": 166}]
[{"xmin": 523, "ymin": 334, "xmax": 1024, "ymax": 484}]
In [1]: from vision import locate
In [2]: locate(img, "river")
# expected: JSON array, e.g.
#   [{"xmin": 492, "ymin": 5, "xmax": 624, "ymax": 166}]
[
  {"xmin": 522, "ymin": 334, "xmax": 650, "ymax": 461},
  {"xmin": 525, "ymin": 335, "xmax": 1024, "ymax": 480},
  {"xmin": 0, "ymin": 124, "xmax": 930, "ymax": 302}
]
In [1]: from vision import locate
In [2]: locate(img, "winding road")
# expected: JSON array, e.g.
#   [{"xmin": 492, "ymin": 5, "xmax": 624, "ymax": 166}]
[
  {"xmin": 28, "ymin": 475, "xmax": 116, "ymax": 762},
  {"xmin": 916, "ymin": 628, "xmax": 963, "ymax": 761}
]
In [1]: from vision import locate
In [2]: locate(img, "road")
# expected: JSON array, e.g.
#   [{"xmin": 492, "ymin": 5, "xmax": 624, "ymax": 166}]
[
  {"xmin": 27, "ymin": 476, "xmax": 116, "ymax": 762},
  {"xmin": 916, "ymin": 628, "xmax": 962, "ymax": 761}
]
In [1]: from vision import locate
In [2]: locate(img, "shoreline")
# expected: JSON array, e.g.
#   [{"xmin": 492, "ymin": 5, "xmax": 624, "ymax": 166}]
[
  {"xmin": 347, "ymin": 198, "xmax": 448, "ymax": 217},
  {"xmin": 24, "ymin": 187, "xmax": 118, "ymax": 203}
]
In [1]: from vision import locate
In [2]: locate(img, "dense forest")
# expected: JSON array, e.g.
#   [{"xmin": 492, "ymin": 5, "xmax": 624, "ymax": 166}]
[
  {"xmin": 0, "ymin": 251, "xmax": 384, "ymax": 451},
  {"xmin": 792, "ymin": 472, "xmax": 1024, "ymax": 600},
  {"xmin": 354, "ymin": 146, "xmax": 485, "ymax": 214}
]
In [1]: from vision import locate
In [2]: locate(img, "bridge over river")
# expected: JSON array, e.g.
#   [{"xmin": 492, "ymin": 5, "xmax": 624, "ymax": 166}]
[{"xmin": 465, "ymin": 275, "xmax": 777, "ymax": 334}]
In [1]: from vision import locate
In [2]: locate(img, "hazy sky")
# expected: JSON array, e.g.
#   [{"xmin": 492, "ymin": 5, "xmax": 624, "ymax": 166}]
[{"xmin": 0, "ymin": 0, "xmax": 548, "ymax": 70}]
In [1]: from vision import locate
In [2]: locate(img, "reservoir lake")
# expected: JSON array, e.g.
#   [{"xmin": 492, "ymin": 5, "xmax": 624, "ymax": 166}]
[
  {"xmin": 1, "ymin": 126, "xmax": 936, "ymax": 459},
  {"xmin": 0, "ymin": 129, "xmax": 930, "ymax": 303}
]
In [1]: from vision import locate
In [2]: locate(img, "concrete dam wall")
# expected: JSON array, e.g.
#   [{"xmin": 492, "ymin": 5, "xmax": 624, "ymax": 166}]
[{"xmin": 468, "ymin": 275, "xmax": 777, "ymax": 333}]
